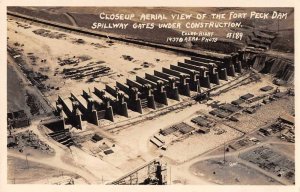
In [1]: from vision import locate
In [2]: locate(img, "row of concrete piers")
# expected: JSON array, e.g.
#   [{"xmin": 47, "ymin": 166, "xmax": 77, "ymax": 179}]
[{"xmin": 56, "ymin": 52, "xmax": 245, "ymax": 129}]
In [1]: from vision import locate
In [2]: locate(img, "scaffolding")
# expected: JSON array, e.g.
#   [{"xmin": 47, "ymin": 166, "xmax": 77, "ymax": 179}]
[{"xmin": 109, "ymin": 159, "xmax": 167, "ymax": 185}]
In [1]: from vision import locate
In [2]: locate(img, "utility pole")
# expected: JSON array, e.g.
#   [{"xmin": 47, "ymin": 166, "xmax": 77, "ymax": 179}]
[
  {"xmin": 223, "ymin": 142, "xmax": 226, "ymax": 164},
  {"xmin": 25, "ymin": 153, "xmax": 30, "ymax": 169},
  {"xmin": 169, "ymin": 166, "xmax": 171, "ymax": 184}
]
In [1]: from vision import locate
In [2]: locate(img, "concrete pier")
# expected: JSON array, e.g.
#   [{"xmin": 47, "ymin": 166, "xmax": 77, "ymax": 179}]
[
  {"xmin": 190, "ymin": 56, "xmax": 224, "ymax": 67},
  {"xmin": 228, "ymin": 64, "xmax": 236, "ymax": 77},
  {"xmin": 235, "ymin": 61, "xmax": 242, "ymax": 73},
  {"xmin": 94, "ymin": 88, "xmax": 114, "ymax": 122},
  {"xmin": 116, "ymin": 91, "xmax": 129, "ymax": 117},
  {"xmin": 219, "ymin": 68, "xmax": 228, "ymax": 81},
  {"xmin": 72, "ymin": 101, "xmax": 83, "ymax": 129},
  {"xmin": 162, "ymin": 68, "xmax": 190, "ymax": 96},
  {"xmin": 208, "ymin": 65, "xmax": 220, "ymax": 85},
  {"xmin": 129, "ymin": 87, "xmax": 143, "ymax": 114},
  {"xmin": 145, "ymin": 73, "xmax": 168, "ymax": 85},
  {"xmin": 143, "ymin": 84, "xmax": 156, "ymax": 109},
  {"xmin": 154, "ymin": 70, "xmax": 179, "ymax": 82},
  {"xmin": 153, "ymin": 70, "xmax": 180, "ymax": 100},
  {"xmin": 105, "ymin": 84, "xmax": 129, "ymax": 117},
  {"xmin": 179, "ymin": 74, "xmax": 191, "ymax": 96},
  {"xmin": 170, "ymin": 65, "xmax": 200, "ymax": 92},
  {"xmin": 200, "ymin": 68, "xmax": 211, "ymax": 89},
  {"xmin": 136, "ymin": 76, "xmax": 156, "ymax": 88},
  {"xmin": 57, "ymin": 96, "xmax": 83, "ymax": 129},
  {"xmin": 167, "ymin": 77, "xmax": 180, "ymax": 101},
  {"xmin": 155, "ymin": 80, "xmax": 168, "ymax": 105}
]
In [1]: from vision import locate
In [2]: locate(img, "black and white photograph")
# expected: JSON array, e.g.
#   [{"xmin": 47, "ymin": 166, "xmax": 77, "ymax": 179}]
[{"xmin": 1, "ymin": 1, "xmax": 298, "ymax": 191}]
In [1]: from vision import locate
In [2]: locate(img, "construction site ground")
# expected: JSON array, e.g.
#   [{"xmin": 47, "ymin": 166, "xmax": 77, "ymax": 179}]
[
  {"xmin": 7, "ymin": 16, "xmax": 295, "ymax": 185},
  {"xmin": 8, "ymin": 74, "xmax": 293, "ymax": 184},
  {"xmin": 7, "ymin": 155, "xmax": 88, "ymax": 184},
  {"xmin": 7, "ymin": 17, "xmax": 187, "ymax": 107}
]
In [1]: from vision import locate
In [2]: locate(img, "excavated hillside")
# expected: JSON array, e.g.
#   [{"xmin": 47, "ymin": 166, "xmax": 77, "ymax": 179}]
[{"xmin": 252, "ymin": 54, "xmax": 294, "ymax": 83}]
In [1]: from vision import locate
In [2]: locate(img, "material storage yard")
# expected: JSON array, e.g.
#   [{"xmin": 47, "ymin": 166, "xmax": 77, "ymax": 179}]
[{"xmin": 7, "ymin": 7, "xmax": 294, "ymax": 185}]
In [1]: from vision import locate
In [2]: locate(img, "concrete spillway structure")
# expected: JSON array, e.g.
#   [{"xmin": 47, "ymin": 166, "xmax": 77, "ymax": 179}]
[
  {"xmin": 147, "ymin": 72, "xmax": 179, "ymax": 101},
  {"xmin": 55, "ymin": 51, "xmax": 247, "ymax": 129},
  {"xmin": 55, "ymin": 103, "xmax": 64, "ymax": 117},
  {"xmin": 136, "ymin": 76, "xmax": 156, "ymax": 88},
  {"xmin": 105, "ymin": 84, "xmax": 129, "ymax": 117},
  {"xmin": 190, "ymin": 55, "xmax": 237, "ymax": 77},
  {"xmin": 190, "ymin": 56, "xmax": 224, "ymax": 66},
  {"xmin": 184, "ymin": 59, "xmax": 220, "ymax": 85},
  {"xmin": 179, "ymin": 61, "xmax": 227, "ymax": 82},
  {"xmin": 227, "ymin": 62, "xmax": 236, "ymax": 77},
  {"xmin": 231, "ymin": 53, "xmax": 244, "ymax": 74},
  {"xmin": 126, "ymin": 79, "xmax": 156, "ymax": 110},
  {"xmin": 185, "ymin": 60, "xmax": 220, "ymax": 85},
  {"xmin": 57, "ymin": 96, "xmax": 72, "ymax": 118},
  {"xmin": 70, "ymin": 93, "xmax": 99, "ymax": 126},
  {"xmin": 224, "ymin": 56, "xmax": 236, "ymax": 77},
  {"xmin": 94, "ymin": 87, "xmax": 114, "ymax": 122},
  {"xmin": 57, "ymin": 96, "xmax": 83, "ymax": 129},
  {"xmin": 71, "ymin": 101, "xmax": 83, "ymax": 129},
  {"xmin": 136, "ymin": 76, "xmax": 168, "ymax": 105},
  {"xmin": 155, "ymin": 80, "xmax": 168, "ymax": 105},
  {"xmin": 185, "ymin": 59, "xmax": 214, "ymax": 68},
  {"xmin": 177, "ymin": 62, "xmax": 203, "ymax": 72},
  {"xmin": 219, "ymin": 68, "xmax": 228, "ymax": 81},
  {"xmin": 236, "ymin": 61, "xmax": 242, "ymax": 73},
  {"xmin": 162, "ymin": 68, "xmax": 191, "ymax": 97},
  {"xmin": 177, "ymin": 62, "xmax": 211, "ymax": 88},
  {"xmin": 199, "ymin": 67, "xmax": 211, "ymax": 89},
  {"xmin": 84, "ymin": 90, "xmax": 103, "ymax": 107},
  {"xmin": 190, "ymin": 52, "xmax": 244, "ymax": 77},
  {"xmin": 170, "ymin": 65, "xmax": 201, "ymax": 92},
  {"xmin": 116, "ymin": 81, "xmax": 143, "ymax": 114},
  {"xmin": 154, "ymin": 70, "xmax": 179, "ymax": 82},
  {"xmin": 207, "ymin": 63, "xmax": 220, "ymax": 85},
  {"xmin": 237, "ymin": 49, "xmax": 246, "ymax": 69},
  {"xmin": 145, "ymin": 73, "xmax": 168, "ymax": 85}
]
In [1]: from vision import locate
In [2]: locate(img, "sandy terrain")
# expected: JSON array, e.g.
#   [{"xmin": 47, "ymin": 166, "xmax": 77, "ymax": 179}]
[
  {"xmin": 183, "ymin": 138, "xmax": 294, "ymax": 185},
  {"xmin": 190, "ymin": 156, "xmax": 280, "ymax": 185},
  {"xmin": 161, "ymin": 123, "xmax": 243, "ymax": 163},
  {"xmin": 7, "ymin": 64, "xmax": 29, "ymax": 113},
  {"xmin": 7, "ymin": 155, "xmax": 88, "ymax": 184},
  {"xmin": 113, "ymin": 104, "xmax": 202, "ymax": 158},
  {"xmin": 7, "ymin": 18, "xmax": 187, "ymax": 107},
  {"xmin": 268, "ymin": 143, "xmax": 294, "ymax": 160},
  {"xmin": 8, "ymin": 119, "xmax": 126, "ymax": 184}
]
